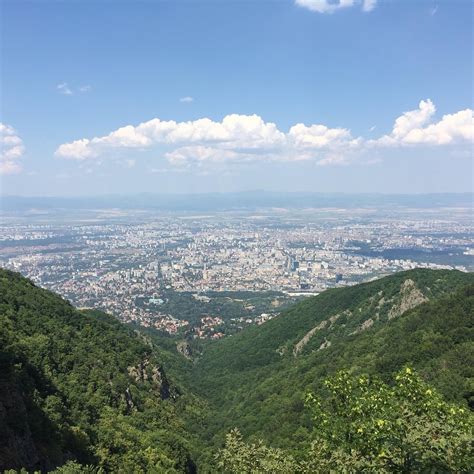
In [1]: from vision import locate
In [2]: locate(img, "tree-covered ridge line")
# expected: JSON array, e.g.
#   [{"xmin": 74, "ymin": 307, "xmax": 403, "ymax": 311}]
[
  {"xmin": 196, "ymin": 269, "xmax": 473, "ymax": 370},
  {"xmin": 187, "ymin": 270, "xmax": 474, "ymax": 458}
]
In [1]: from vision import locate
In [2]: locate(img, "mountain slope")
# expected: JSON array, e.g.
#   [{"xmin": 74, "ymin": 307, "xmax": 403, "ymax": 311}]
[
  {"xmin": 0, "ymin": 269, "xmax": 197, "ymax": 472},
  {"xmin": 1, "ymin": 268, "xmax": 472, "ymax": 472},
  {"xmin": 189, "ymin": 269, "xmax": 474, "ymax": 452}
]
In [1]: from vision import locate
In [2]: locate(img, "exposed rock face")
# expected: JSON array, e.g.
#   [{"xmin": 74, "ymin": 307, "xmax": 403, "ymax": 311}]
[
  {"xmin": 293, "ymin": 320, "xmax": 328, "ymax": 356},
  {"xmin": 128, "ymin": 359, "xmax": 148, "ymax": 383},
  {"xmin": 318, "ymin": 339, "xmax": 332, "ymax": 351},
  {"xmin": 350, "ymin": 317, "xmax": 374, "ymax": 335},
  {"xmin": 176, "ymin": 340, "xmax": 192, "ymax": 359},
  {"xmin": 152, "ymin": 366, "xmax": 170, "ymax": 400},
  {"xmin": 388, "ymin": 279, "xmax": 428, "ymax": 320},
  {"xmin": 124, "ymin": 386, "xmax": 135, "ymax": 412},
  {"xmin": 292, "ymin": 280, "xmax": 428, "ymax": 357},
  {"xmin": 293, "ymin": 310, "xmax": 352, "ymax": 356},
  {"xmin": 127, "ymin": 358, "xmax": 171, "ymax": 400},
  {"xmin": 360, "ymin": 318, "xmax": 374, "ymax": 331}
]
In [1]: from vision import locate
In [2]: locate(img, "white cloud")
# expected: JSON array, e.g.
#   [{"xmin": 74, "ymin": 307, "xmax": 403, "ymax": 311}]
[
  {"xmin": 0, "ymin": 123, "xmax": 24, "ymax": 175},
  {"xmin": 295, "ymin": 0, "xmax": 353, "ymax": 13},
  {"xmin": 362, "ymin": 0, "xmax": 377, "ymax": 12},
  {"xmin": 57, "ymin": 83, "xmax": 91, "ymax": 95},
  {"xmin": 57, "ymin": 82, "xmax": 73, "ymax": 95},
  {"xmin": 179, "ymin": 96, "xmax": 194, "ymax": 103},
  {"xmin": 392, "ymin": 99, "xmax": 436, "ymax": 139},
  {"xmin": 56, "ymin": 138, "xmax": 96, "ymax": 160},
  {"xmin": 55, "ymin": 99, "xmax": 473, "ymax": 169},
  {"xmin": 288, "ymin": 123, "xmax": 359, "ymax": 149},
  {"xmin": 372, "ymin": 100, "xmax": 474, "ymax": 147},
  {"xmin": 295, "ymin": 0, "xmax": 376, "ymax": 14},
  {"xmin": 56, "ymin": 114, "xmax": 287, "ymax": 161}
]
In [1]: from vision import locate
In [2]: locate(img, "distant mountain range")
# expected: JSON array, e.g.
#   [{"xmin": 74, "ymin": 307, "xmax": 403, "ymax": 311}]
[
  {"xmin": 1, "ymin": 267, "xmax": 472, "ymax": 472},
  {"xmin": 2, "ymin": 191, "xmax": 473, "ymax": 212}
]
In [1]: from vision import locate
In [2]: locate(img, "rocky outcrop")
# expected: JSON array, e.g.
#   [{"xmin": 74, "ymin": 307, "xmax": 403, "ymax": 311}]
[
  {"xmin": 388, "ymin": 279, "xmax": 428, "ymax": 320},
  {"xmin": 350, "ymin": 317, "xmax": 374, "ymax": 335},
  {"xmin": 124, "ymin": 386, "xmax": 135, "ymax": 412},
  {"xmin": 293, "ymin": 320, "xmax": 328, "ymax": 356},
  {"xmin": 293, "ymin": 310, "xmax": 352, "ymax": 356},
  {"xmin": 318, "ymin": 339, "xmax": 332, "ymax": 351},
  {"xmin": 177, "ymin": 340, "xmax": 193, "ymax": 359},
  {"xmin": 127, "ymin": 358, "xmax": 171, "ymax": 400}
]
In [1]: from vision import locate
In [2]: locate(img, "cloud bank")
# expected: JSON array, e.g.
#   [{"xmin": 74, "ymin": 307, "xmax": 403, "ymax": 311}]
[
  {"xmin": 1, "ymin": 123, "xmax": 25, "ymax": 175},
  {"xmin": 55, "ymin": 100, "xmax": 473, "ymax": 168}
]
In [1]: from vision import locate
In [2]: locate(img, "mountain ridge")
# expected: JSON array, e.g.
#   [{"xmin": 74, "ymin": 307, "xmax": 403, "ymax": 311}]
[{"xmin": 187, "ymin": 269, "xmax": 474, "ymax": 455}]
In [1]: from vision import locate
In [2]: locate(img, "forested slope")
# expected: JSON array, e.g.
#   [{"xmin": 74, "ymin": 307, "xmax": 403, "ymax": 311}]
[
  {"xmin": 189, "ymin": 269, "xmax": 474, "ymax": 454},
  {"xmin": 0, "ymin": 269, "xmax": 198, "ymax": 472},
  {"xmin": 1, "ymin": 268, "xmax": 473, "ymax": 472}
]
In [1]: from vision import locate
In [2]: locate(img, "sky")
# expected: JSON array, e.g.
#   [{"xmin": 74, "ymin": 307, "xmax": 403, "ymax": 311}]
[{"xmin": 1, "ymin": 0, "xmax": 473, "ymax": 196}]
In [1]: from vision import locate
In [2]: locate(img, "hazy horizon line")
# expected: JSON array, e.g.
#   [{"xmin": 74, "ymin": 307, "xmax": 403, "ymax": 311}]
[{"xmin": 2, "ymin": 190, "xmax": 473, "ymax": 200}]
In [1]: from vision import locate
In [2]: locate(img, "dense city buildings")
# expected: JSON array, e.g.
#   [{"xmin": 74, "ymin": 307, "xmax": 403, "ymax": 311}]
[{"xmin": 1, "ymin": 206, "xmax": 472, "ymax": 337}]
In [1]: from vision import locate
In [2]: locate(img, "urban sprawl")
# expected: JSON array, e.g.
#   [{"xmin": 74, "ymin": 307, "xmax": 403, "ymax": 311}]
[{"xmin": 1, "ymin": 208, "xmax": 472, "ymax": 338}]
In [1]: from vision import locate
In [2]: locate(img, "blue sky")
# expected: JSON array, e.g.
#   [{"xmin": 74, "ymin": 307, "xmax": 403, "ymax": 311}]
[{"xmin": 1, "ymin": 0, "xmax": 472, "ymax": 196}]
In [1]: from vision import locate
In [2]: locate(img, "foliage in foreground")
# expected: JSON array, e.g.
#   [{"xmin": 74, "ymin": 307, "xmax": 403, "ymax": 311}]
[{"xmin": 219, "ymin": 368, "xmax": 473, "ymax": 473}]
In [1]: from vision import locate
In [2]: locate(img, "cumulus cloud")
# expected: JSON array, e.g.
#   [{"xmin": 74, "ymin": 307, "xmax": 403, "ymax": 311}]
[
  {"xmin": 372, "ymin": 99, "xmax": 474, "ymax": 147},
  {"xmin": 295, "ymin": 0, "xmax": 376, "ymax": 14},
  {"xmin": 55, "ymin": 99, "xmax": 473, "ymax": 169},
  {"xmin": 0, "ymin": 123, "xmax": 24, "ymax": 175},
  {"xmin": 288, "ymin": 123, "xmax": 360, "ymax": 149},
  {"xmin": 179, "ymin": 96, "xmax": 194, "ymax": 103},
  {"xmin": 55, "ymin": 114, "xmax": 287, "ymax": 161}
]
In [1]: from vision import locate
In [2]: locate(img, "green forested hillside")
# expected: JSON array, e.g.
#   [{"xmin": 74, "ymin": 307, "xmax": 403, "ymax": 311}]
[
  {"xmin": 1, "ymin": 268, "xmax": 473, "ymax": 473},
  {"xmin": 0, "ymin": 269, "xmax": 198, "ymax": 473},
  {"xmin": 188, "ymin": 269, "xmax": 474, "ymax": 458}
]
